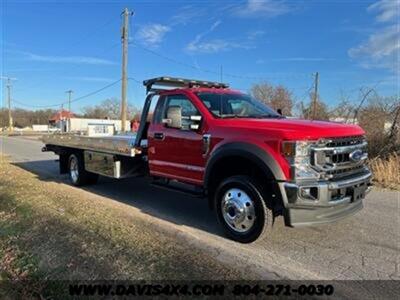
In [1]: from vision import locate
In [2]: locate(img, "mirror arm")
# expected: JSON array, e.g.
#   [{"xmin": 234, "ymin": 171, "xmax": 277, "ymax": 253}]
[{"xmin": 161, "ymin": 118, "xmax": 172, "ymax": 126}]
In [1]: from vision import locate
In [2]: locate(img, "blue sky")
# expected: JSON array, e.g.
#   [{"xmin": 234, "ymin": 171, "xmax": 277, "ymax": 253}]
[{"xmin": 1, "ymin": 0, "xmax": 399, "ymax": 113}]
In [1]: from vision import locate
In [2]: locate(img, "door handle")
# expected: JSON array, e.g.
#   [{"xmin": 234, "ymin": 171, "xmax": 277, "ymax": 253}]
[{"xmin": 153, "ymin": 132, "xmax": 164, "ymax": 140}]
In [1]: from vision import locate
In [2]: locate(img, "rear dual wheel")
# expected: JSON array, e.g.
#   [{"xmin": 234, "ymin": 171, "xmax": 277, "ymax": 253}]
[
  {"xmin": 215, "ymin": 175, "xmax": 273, "ymax": 243},
  {"xmin": 68, "ymin": 153, "xmax": 98, "ymax": 186}
]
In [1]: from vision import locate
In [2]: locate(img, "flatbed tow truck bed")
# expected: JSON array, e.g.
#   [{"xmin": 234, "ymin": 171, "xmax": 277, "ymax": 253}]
[{"xmin": 42, "ymin": 133, "xmax": 145, "ymax": 157}]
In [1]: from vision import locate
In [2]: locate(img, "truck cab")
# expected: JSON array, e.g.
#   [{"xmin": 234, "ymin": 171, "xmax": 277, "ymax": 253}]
[
  {"xmin": 43, "ymin": 76, "xmax": 372, "ymax": 243},
  {"xmin": 139, "ymin": 77, "xmax": 372, "ymax": 242}
]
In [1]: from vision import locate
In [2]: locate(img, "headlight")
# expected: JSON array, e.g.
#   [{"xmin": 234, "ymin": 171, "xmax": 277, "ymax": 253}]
[{"xmin": 282, "ymin": 141, "xmax": 320, "ymax": 181}]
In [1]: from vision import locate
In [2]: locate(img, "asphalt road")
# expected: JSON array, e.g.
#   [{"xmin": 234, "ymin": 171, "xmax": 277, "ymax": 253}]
[{"xmin": 1, "ymin": 135, "xmax": 399, "ymax": 283}]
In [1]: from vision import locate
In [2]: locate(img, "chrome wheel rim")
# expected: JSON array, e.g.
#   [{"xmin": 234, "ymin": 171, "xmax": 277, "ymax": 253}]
[
  {"xmin": 70, "ymin": 157, "xmax": 79, "ymax": 183},
  {"xmin": 221, "ymin": 188, "xmax": 255, "ymax": 233}
]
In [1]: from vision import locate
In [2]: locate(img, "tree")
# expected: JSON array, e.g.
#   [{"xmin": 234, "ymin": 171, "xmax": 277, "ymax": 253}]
[
  {"xmin": 328, "ymin": 91, "xmax": 355, "ymax": 123},
  {"xmin": 250, "ymin": 82, "xmax": 293, "ymax": 115},
  {"xmin": 358, "ymin": 95, "xmax": 399, "ymax": 157},
  {"xmin": 82, "ymin": 98, "xmax": 139, "ymax": 120},
  {"xmin": 0, "ymin": 108, "xmax": 57, "ymax": 128},
  {"xmin": 300, "ymin": 92, "xmax": 330, "ymax": 121}
]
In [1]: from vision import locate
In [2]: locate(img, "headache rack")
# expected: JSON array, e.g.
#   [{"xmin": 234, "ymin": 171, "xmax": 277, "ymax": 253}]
[
  {"xmin": 143, "ymin": 76, "xmax": 229, "ymax": 93},
  {"xmin": 135, "ymin": 76, "xmax": 228, "ymax": 148}
]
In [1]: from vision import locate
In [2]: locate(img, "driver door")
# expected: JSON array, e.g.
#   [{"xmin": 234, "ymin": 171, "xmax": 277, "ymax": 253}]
[{"xmin": 148, "ymin": 94, "xmax": 205, "ymax": 185}]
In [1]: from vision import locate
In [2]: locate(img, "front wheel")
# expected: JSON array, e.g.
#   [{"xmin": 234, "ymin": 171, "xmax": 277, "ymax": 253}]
[{"xmin": 214, "ymin": 175, "xmax": 273, "ymax": 243}]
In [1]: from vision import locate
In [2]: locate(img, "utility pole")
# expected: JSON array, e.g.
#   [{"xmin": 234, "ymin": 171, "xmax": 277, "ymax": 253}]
[
  {"xmin": 120, "ymin": 8, "xmax": 133, "ymax": 132},
  {"xmin": 312, "ymin": 72, "xmax": 319, "ymax": 120},
  {"xmin": 59, "ymin": 104, "xmax": 62, "ymax": 132},
  {"xmin": 7, "ymin": 79, "xmax": 13, "ymax": 132},
  {"xmin": 65, "ymin": 90, "xmax": 73, "ymax": 112},
  {"xmin": 1, "ymin": 77, "xmax": 16, "ymax": 132}
]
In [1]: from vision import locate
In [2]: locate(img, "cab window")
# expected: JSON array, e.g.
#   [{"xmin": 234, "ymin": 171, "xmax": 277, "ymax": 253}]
[{"xmin": 152, "ymin": 95, "xmax": 166, "ymax": 124}]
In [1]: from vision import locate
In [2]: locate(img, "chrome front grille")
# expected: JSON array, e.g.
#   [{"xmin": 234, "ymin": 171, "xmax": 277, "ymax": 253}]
[
  {"xmin": 329, "ymin": 152, "xmax": 350, "ymax": 164},
  {"xmin": 325, "ymin": 165, "xmax": 366, "ymax": 179},
  {"xmin": 311, "ymin": 136, "xmax": 368, "ymax": 179},
  {"xmin": 325, "ymin": 135, "xmax": 365, "ymax": 147}
]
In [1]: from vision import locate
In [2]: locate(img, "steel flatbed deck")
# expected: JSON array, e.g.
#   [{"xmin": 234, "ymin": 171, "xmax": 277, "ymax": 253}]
[{"xmin": 41, "ymin": 133, "xmax": 144, "ymax": 157}]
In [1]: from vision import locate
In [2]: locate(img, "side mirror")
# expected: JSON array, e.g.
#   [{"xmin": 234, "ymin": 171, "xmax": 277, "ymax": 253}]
[
  {"xmin": 163, "ymin": 106, "xmax": 182, "ymax": 129},
  {"xmin": 277, "ymin": 108, "xmax": 283, "ymax": 116}
]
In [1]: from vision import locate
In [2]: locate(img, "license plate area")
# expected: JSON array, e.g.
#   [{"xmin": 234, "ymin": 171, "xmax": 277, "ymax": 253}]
[{"xmin": 347, "ymin": 182, "xmax": 367, "ymax": 202}]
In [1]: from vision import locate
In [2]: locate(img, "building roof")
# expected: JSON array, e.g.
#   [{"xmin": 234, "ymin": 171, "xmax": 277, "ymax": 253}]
[{"xmin": 49, "ymin": 110, "xmax": 75, "ymax": 122}]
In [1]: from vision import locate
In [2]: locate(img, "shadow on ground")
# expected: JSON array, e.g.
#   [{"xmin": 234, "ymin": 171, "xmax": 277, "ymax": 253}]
[{"xmin": 12, "ymin": 159, "xmax": 224, "ymax": 238}]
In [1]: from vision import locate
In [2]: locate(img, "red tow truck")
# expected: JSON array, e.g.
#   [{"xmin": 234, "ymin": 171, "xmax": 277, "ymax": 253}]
[{"xmin": 42, "ymin": 76, "xmax": 372, "ymax": 243}]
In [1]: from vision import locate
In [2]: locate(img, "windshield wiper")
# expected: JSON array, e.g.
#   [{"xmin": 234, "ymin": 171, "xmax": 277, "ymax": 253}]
[
  {"xmin": 246, "ymin": 114, "xmax": 284, "ymax": 119},
  {"xmin": 219, "ymin": 114, "xmax": 284, "ymax": 119},
  {"xmin": 219, "ymin": 114, "xmax": 241, "ymax": 119}
]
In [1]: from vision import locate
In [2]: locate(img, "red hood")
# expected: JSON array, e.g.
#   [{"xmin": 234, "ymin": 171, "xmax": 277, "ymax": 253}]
[{"xmin": 216, "ymin": 118, "xmax": 365, "ymax": 140}]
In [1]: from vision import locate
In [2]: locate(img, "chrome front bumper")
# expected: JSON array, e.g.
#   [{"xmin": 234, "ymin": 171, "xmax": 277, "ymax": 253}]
[{"xmin": 279, "ymin": 171, "xmax": 372, "ymax": 227}]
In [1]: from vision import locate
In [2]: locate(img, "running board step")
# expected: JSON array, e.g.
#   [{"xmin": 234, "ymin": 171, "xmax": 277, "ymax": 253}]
[{"xmin": 151, "ymin": 180, "xmax": 204, "ymax": 197}]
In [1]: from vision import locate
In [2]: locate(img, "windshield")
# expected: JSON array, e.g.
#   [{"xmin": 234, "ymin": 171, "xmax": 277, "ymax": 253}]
[{"xmin": 195, "ymin": 92, "xmax": 282, "ymax": 119}]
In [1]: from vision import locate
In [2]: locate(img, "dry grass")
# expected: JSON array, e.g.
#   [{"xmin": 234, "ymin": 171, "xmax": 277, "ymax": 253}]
[
  {"xmin": 369, "ymin": 152, "xmax": 400, "ymax": 190},
  {"xmin": 0, "ymin": 157, "xmax": 245, "ymax": 298}
]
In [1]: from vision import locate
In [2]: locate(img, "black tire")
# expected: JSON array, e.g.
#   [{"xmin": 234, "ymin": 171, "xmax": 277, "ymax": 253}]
[
  {"xmin": 214, "ymin": 175, "xmax": 273, "ymax": 243},
  {"xmin": 68, "ymin": 153, "xmax": 99, "ymax": 186}
]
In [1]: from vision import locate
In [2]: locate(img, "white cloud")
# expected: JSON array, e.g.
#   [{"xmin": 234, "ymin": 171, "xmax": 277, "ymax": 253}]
[
  {"xmin": 348, "ymin": 1, "xmax": 400, "ymax": 73},
  {"xmin": 186, "ymin": 20, "xmax": 263, "ymax": 54},
  {"xmin": 233, "ymin": 0, "xmax": 290, "ymax": 18},
  {"xmin": 23, "ymin": 52, "xmax": 115, "ymax": 65},
  {"xmin": 186, "ymin": 20, "xmax": 229, "ymax": 53},
  {"xmin": 276, "ymin": 57, "xmax": 328, "ymax": 62},
  {"xmin": 368, "ymin": 0, "xmax": 400, "ymax": 23},
  {"xmin": 187, "ymin": 39, "xmax": 251, "ymax": 54},
  {"xmin": 349, "ymin": 25, "xmax": 399, "ymax": 59},
  {"xmin": 170, "ymin": 5, "xmax": 210, "ymax": 25},
  {"xmin": 247, "ymin": 30, "xmax": 266, "ymax": 40},
  {"xmin": 137, "ymin": 24, "xmax": 170, "ymax": 48},
  {"xmin": 257, "ymin": 57, "xmax": 328, "ymax": 63},
  {"xmin": 190, "ymin": 20, "xmax": 222, "ymax": 44},
  {"xmin": 65, "ymin": 76, "xmax": 115, "ymax": 83}
]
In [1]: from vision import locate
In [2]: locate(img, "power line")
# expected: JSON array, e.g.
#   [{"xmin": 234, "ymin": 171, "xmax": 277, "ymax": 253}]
[
  {"xmin": 68, "ymin": 16, "xmax": 120, "ymax": 49},
  {"xmin": 12, "ymin": 79, "xmax": 121, "ymax": 109},
  {"xmin": 7, "ymin": 15, "xmax": 123, "ymax": 110},
  {"xmin": 131, "ymin": 41, "xmax": 310, "ymax": 81},
  {"xmin": 127, "ymin": 77, "xmax": 142, "ymax": 84},
  {"xmin": 11, "ymin": 39, "xmax": 121, "ymax": 94},
  {"xmin": 8, "ymin": 18, "xmax": 121, "ymax": 94}
]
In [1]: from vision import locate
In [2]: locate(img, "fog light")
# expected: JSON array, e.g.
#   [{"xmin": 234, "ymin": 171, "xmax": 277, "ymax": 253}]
[{"xmin": 300, "ymin": 187, "xmax": 318, "ymax": 200}]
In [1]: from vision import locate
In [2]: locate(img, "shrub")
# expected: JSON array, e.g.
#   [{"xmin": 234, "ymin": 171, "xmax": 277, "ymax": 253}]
[{"xmin": 369, "ymin": 152, "xmax": 400, "ymax": 189}]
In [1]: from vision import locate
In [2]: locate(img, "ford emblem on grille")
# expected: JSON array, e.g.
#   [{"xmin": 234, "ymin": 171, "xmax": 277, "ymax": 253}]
[{"xmin": 349, "ymin": 149, "xmax": 363, "ymax": 162}]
